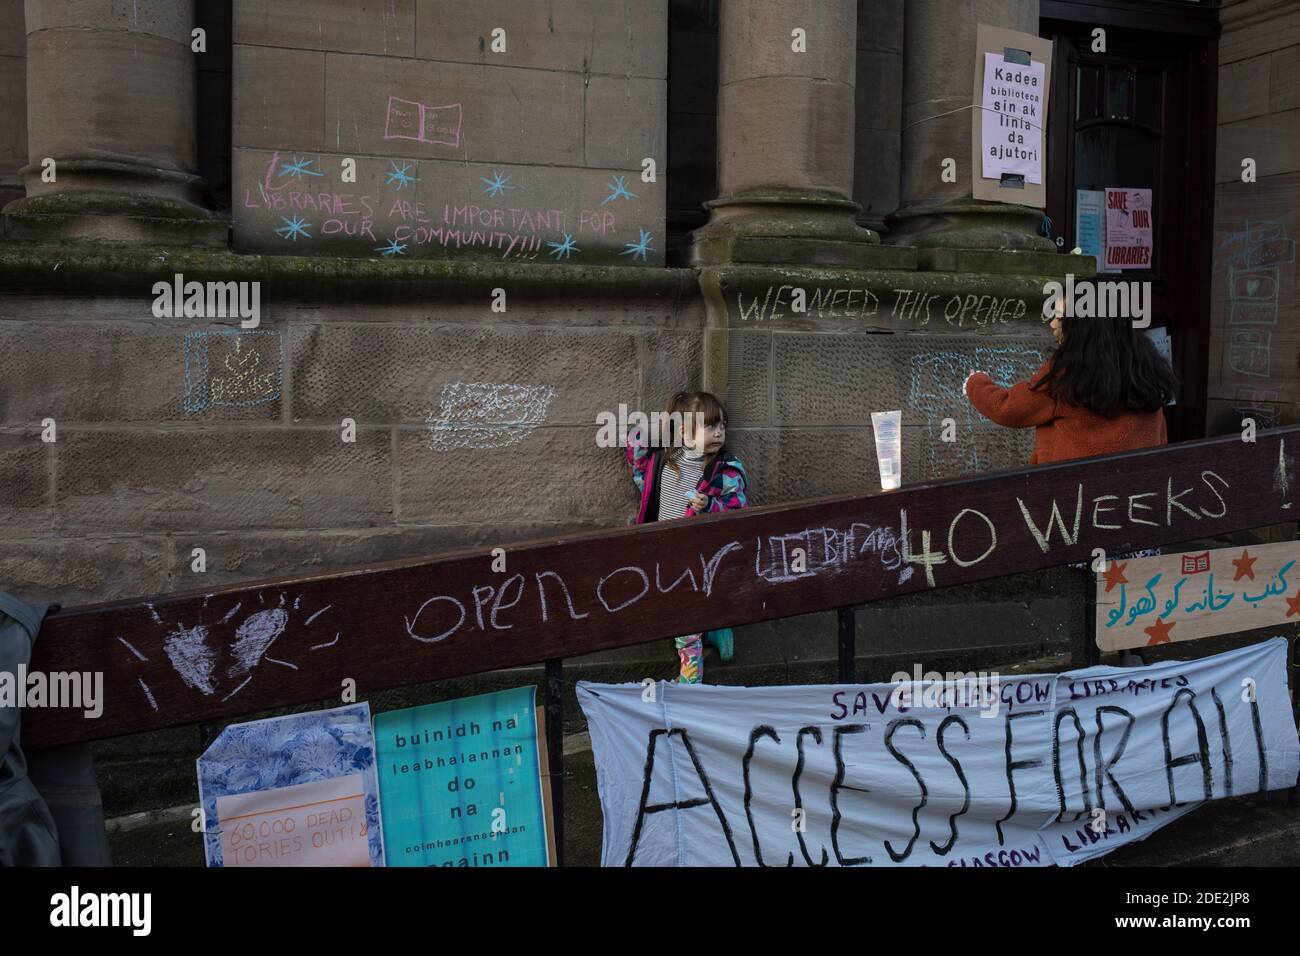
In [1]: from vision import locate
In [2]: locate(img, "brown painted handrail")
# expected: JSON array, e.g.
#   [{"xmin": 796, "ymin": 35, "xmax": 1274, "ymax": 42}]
[{"xmin": 22, "ymin": 427, "xmax": 1299, "ymax": 749}]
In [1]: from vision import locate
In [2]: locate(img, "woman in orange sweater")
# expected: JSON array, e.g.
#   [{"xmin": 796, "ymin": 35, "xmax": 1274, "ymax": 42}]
[{"xmin": 964, "ymin": 300, "xmax": 1178, "ymax": 464}]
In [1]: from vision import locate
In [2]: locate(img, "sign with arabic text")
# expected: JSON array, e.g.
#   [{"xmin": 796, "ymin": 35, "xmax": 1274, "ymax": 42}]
[{"xmin": 1095, "ymin": 541, "xmax": 1300, "ymax": 651}]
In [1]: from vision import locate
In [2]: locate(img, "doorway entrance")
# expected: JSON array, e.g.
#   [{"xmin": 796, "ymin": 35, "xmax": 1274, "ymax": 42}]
[{"xmin": 1042, "ymin": 2, "xmax": 1219, "ymax": 441}]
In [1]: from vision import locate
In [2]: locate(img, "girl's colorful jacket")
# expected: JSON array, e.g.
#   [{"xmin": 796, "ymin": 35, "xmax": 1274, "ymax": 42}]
[{"xmin": 624, "ymin": 427, "xmax": 749, "ymax": 524}]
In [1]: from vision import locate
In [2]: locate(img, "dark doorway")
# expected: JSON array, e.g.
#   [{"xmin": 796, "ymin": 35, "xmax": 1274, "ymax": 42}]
[{"xmin": 1041, "ymin": 2, "xmax": 1219, "ymax": 442}]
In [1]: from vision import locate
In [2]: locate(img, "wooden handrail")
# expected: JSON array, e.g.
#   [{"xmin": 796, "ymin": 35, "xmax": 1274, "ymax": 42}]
[{"xmin": 22, "ymin": 427, "xmax": 1299, "ymax": 749}]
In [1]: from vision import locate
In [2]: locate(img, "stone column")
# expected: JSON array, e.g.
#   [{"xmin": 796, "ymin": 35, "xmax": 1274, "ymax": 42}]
[
  {"xmin": 886, "ymin": 0, "xmax": 1054, "ymax": 254},
  {"xmin": 691, "ymin": 0, "xmax": 906, "ymax": 268},
  {"xmin": 4, "ymin": 0, "xmax": 223, "ymax": 244}
]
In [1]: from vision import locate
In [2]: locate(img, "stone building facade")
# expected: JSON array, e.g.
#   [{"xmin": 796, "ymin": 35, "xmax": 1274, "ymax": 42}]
[{"xmin": 0, "ymin": 0, "xmax": 1296, "ymax": 849}]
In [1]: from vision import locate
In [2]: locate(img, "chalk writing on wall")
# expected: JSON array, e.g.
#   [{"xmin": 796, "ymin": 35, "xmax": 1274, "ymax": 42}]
[
  {"xmin": 183, "ymin": 330, "xmax": 284, "ymax": 412},
  {"xmin": 909, "ymin": 346, "xmax": 1045, "ymax": 475},
  {"xmin": 47, "ymin": 430, "xmax": 1289, "ymax": 749},
  {"xmin": 396, "ymin": 448, "xmax": 1261, "ymax": 643},
  {"xmin": 426, "ymin": 382, "xmax": 555, "ymax": 451},
  {"xmin": 733, "ymin": 284, "xmax": 1033, "ymax": 329},
  {"xmin": 1234, "ymin": 384, "xmax": 1281, "ymax": 429},
  {"xmin": 237, "ymin": 151, "xmax": 659, "ymax": 264},
  {"xmin": 1218, "ymin": 221, "xmax": 1296, "ymax": 380}
]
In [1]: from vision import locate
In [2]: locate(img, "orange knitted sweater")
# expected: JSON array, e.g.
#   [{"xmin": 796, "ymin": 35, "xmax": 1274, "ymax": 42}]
[{"xmin": 965, "ymin": 361, "xmax": 1167, "ymax": 465}]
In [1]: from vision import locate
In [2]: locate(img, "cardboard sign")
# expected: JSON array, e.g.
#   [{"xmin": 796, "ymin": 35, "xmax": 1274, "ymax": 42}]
[
  {"xmin": 374, "ymin": 686, "xmax": 555, "ymax": 867},
  {"xmin": 197, "ymin": 702, "xmax": 385, "ymax": 867},
  {"xmin": 216, "ymin": 773, "xmax": 371, "ymax": 867},
  {"xmin": 1104, "ymin": 188, "xmax": 1154, "ymax": 270},
  {"xmin": 579, "ymin": 639, "xmax": 1298, "ymax": 867},
  {"xmin": 971, "ymin": 25, "xmax": 1052, "ymax": 207},
  {"xmin": 1096, "ymin": 541, "xmax": 1300, "ymax": 651}
]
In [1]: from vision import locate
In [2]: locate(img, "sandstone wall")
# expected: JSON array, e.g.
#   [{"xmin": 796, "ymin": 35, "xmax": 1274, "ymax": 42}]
[
  {"xmin": 230, "ymin": 0, "xmax": 668, "ymax": 264},
  {"xmin": 1209, "ymin": 0, "xmax": 1300, "ymax": 433}
]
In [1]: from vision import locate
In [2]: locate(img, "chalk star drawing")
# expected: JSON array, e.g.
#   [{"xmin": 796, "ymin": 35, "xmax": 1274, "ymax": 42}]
[
  {"xmin": 601, "ymin": 175, "xmax": 637, "ymax": 205},
  {"xmin": 619, "ymin": 229, "xmax": 653, "ymax": 261},
  {"xmin": 280, "ymin": 155, "xmax": 323, "ymax": 180},
  {"xmin": 547, "ymin": 233, "xmax": 580, "ymax": 260},
  {"xmin": 482, "ymin": 169, "xmax": 515, "ymax": 198},
  {"xmin": 375, "ymin": 238, "xmax": 408, "ymax": 257},
  {"xmin": 275, "ymin": 215, "xmax": 312, "ymax": 241},
  {"xmin": 385, "ymin": 161, "xmax": 419, "ymax": 190}
]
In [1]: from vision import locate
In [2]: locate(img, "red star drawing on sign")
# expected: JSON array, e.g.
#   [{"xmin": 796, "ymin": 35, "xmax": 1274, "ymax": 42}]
[
  {"xmin": 1144, "ymin": 617, "xmax": 1176, "ymax": 646},
  {"xmin": 1286, "ymin": 589, "xmax": 1300, "ymax": 619},
  {"xmin": 1101, "ymin": 561, "xmax": 1128, "ymax": 593},
  {"xmin": 1231, "ymin": 548, "xmax": 1258, "ymax": 582}
]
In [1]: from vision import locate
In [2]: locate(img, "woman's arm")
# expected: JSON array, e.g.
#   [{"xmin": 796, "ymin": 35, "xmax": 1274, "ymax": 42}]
[{"xmin": 965, "ymin": 367, "xmax": 1057, "ymax": 429}]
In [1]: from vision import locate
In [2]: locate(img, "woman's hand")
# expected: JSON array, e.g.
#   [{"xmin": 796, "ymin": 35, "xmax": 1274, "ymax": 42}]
[
  {"xmin": 964, "ymin": 370, "xmax": 987, "ymax": 395},
  {"xmin": 689, "ymin": 492, "xmax": 709, "ymax": 513}
]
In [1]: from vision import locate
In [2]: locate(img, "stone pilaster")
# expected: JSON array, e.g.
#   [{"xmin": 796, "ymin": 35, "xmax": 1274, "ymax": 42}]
[
  {"xmin": 886, "ymin": 0, "xmax": 1054, "ymax": 257},
  {"xmin": 3, "ymin": 0, "xmax": 224, "ymax": 244},
  {"xmin": 691, "ymin": 0, "xmax": 910, "ymax": 269}
]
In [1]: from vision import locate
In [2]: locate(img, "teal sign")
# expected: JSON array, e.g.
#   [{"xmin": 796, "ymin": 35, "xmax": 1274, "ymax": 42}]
[{"xmin": 374, "ymin": 686, "xmax": 552, "ymax": 867}]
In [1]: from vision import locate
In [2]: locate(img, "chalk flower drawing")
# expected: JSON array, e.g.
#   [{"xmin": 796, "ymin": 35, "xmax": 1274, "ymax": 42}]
[
  {"xmin": 481, "ymin": 169, "xmax": 515, "ymax": 198},
  {"xmin": 620, "ymin": 228, "xmax": 653, "ymax": 261},
  {"xmin": 275, "ymin": 215, "xmax": 312, "ymax": 240},
  {"xmin": 279, "ymin": 155, "xmax": 323, "ymax": 181},
  {"xmin": 601, "ymin": 175, "xmax": 636, "ymax": 205},
  {"xmin": 375, "ymin": 238, "xmax": 407, "ymax": 257},
  {"xmin": 385, "ymin": 161, "xmax": 419, "ymax": 190},
  {"xmin": 547, "ymin": 233, "xmax": 580, "ymax": 260},
  {"xmin": 426, "ymin": 382, "xmax": 555, "ymax": 451}
]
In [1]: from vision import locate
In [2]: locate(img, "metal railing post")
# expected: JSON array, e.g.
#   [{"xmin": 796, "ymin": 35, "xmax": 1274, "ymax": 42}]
[
  {"xmin": 837, "ymin": 607, "xmax": 856, "ymax": 683},
  {"xmin": 545, "ymin": 659, "xmax": 565, "ymax": 865}
]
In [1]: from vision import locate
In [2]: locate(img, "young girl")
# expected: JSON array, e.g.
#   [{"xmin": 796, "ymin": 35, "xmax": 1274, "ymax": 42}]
[
  {"xmin": 625, "ymin": 391, "xmax": 749, "ymax": 684},
  {"xmin": 964, "ymin": 299, "xmax": 1179, "ymax": 464}
]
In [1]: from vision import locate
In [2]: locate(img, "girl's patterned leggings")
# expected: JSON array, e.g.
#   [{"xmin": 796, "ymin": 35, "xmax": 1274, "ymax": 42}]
[{"xmin": 674, "ymin": 634, "xmax": 704, "ymax": 684}]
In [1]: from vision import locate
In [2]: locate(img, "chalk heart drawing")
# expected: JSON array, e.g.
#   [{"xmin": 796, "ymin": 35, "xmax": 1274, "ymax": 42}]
[
  {"xmin": 164, "ymin": 608, "xmax": 288, "ymax": 696},
  {"xmin": 426, "ymin": 382, "xmax": 555, "ymax": 451}
]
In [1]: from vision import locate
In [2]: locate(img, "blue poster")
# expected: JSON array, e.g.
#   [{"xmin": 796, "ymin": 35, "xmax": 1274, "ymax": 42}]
[
  {"xmin": 1075, "ymin": 189, "xmax": 1105, "ymax": 269},
  {"xmin": 197, "ymin": 702, "xmax": 385, "ymax": 867},
  {"xmin": 375, "ymin": 686, "xmax": 552, "ymax": 867}
]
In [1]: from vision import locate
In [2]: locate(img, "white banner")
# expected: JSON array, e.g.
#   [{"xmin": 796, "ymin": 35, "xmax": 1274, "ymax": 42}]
[{"xmin": 578, "ymin": 639, "xmax": 1298, "ymax": 867}]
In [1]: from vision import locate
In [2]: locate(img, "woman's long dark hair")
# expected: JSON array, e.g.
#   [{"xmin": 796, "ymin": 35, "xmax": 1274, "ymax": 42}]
[{"xmin": 1033, "ymin": 311, "xmax": 1179, "ymax": 416}]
